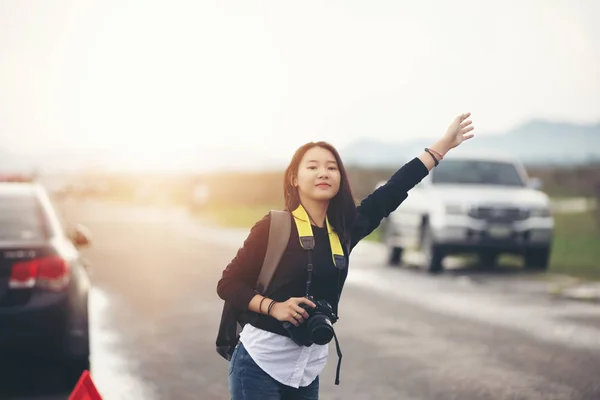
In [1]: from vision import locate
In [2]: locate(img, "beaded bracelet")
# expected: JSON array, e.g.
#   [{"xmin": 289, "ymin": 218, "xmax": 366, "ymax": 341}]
[{"xmin": 424, "ymin": 148, "xmax": 440, "ymax": 167}]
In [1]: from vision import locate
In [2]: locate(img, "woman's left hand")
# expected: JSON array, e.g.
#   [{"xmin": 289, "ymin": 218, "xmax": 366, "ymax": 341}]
[{"xmin": 441, "ymin": 112, "xmax": 475, "ymax": 150}]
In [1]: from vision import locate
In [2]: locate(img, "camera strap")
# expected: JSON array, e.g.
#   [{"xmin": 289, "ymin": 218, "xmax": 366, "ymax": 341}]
[
  {"xmin": 332, "ymin": 329, "xmax": 343, "ymax": 385},
  {"xmin": 291, "ymin": 204, "xmax": 345, "ymax": 268},
  {"xmin": 291, "ymin": 204, "xmax": 344, "ymax": 385}
]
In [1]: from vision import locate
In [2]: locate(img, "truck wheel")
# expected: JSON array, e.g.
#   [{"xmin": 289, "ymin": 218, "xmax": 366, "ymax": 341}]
[
  {"xmin": 422, "ymin": 225, "xmax": 444, "ymax": 274},
  {"xmin": 479, "ymin": 251, "xmax": 499, "ymax": 267},
  {"xmin": 389, "ymin": 247, "xmax": 403, "ymax": 265},
  {"xmin": 524, "ymin": 247, "xmax": 550, "ymax": 271}
]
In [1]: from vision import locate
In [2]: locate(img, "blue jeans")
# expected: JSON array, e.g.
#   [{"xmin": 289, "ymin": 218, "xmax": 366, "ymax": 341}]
[{"xmin": 229, "ymin": 342, "xmax": 320, "ymax": 400}]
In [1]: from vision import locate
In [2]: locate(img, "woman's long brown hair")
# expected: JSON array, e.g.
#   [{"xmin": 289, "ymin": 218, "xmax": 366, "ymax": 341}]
[{"xmin": 283, "ymin": 141, "xmax": 357, "ymax": 249}]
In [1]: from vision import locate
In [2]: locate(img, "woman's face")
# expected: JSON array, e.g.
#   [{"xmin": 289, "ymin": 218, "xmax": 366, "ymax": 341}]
[{"xmin": 293, "ymin": 146, "xmax": 341, "ymax": 203}]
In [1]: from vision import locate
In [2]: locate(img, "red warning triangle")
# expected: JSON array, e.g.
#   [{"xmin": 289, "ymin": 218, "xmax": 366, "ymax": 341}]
[{"xmin": 68, "ymin": 370, "xmax": 103, "ymax": 400}]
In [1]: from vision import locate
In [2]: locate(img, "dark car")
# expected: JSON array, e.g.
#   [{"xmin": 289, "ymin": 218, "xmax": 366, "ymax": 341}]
[{"xmin": 0, "ymin": 180, "xmax": 92, "ymax": 388}]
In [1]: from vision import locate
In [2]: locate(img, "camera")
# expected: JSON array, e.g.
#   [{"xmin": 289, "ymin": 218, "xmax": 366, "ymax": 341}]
[{"xmin": 282, "ymin": 296, "xmax": 338, "ymax": 347}]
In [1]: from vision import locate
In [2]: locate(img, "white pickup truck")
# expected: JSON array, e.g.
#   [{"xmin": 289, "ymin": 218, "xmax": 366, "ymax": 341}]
[{"xmin": 378, "ymin": 155, "xmax": 554, "ymax": 273}]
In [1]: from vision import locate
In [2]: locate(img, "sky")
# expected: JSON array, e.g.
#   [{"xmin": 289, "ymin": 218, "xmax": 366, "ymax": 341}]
[{"xmin": 1, "ymin": 0, "xmax": 599, "ymax": 171}]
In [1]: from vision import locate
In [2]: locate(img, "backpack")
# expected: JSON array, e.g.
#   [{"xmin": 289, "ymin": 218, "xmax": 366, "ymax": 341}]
[{"xmin": 215, "ymin": 210, "xmax": 292, "ymax": 361}]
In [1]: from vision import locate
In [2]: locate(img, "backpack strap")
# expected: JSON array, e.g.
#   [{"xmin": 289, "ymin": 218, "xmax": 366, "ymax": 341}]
[
  {"xmin": 255, "ymin": 210, "xmax": 291, "ymax": 294},
  {"xmin": 216, "ymin": 210, "xmax": 292, "ymax": 361}
]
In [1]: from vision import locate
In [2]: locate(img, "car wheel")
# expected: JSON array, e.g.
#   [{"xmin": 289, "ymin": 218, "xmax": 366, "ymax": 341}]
[
  {"xmin": 63, "ymin": 356, "xmax": 90, "ymax": 390},
  {"xmin": 389, "ymin": 247, "xmax": 403, "ymax": 265},
  {"xmin": 62, "ymin": 321, "xmax": 90, "ymax": 390},
  {"xmin": 524, "ymin": 247, "xmax": 550, "ymax": 271},
  {"xmin": 422, "ymin": 225, "xmax": 444, "ymax": 274}
]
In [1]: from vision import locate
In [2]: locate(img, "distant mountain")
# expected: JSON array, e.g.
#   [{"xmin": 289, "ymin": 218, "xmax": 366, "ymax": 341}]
[
  {"xmin": 0, "ymin": 147, "xmax": 110, "ymax": 175},
  {"xmin": 341, "ymin": 120, "xmax": 600, "ymax": 167},
  {"xmin": 1, "ymin": 120, "xmax": 598, "ymax": 174},
  {"xmin": 0, "ymin": 144, "xmax": 288, "ymax": 174}
]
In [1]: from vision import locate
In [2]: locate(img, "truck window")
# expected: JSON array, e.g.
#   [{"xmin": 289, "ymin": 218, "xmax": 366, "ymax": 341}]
[{"xmin": 431, "ymin": 160, "xmax": 525, "ymax": 187}]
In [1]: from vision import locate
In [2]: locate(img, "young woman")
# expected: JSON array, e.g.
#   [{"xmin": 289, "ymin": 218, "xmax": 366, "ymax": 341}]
[{"xmin": 217, "ymin": 113, "xmax": 475, "ymax": 399}]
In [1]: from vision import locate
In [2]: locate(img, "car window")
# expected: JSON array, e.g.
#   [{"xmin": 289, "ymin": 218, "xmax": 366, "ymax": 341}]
[
  {"xmin": 0, "ymin": 195, "xmax": 48, "ymax": 241},
  {"xmin": 431, "ymin": 160, "xmax": 525, "ymax": 187}
]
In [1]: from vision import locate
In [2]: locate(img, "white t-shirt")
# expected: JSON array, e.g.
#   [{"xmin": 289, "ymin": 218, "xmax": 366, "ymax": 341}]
[{"xmin": 239, "ymin": 324, "xmax": 329, "ymax": 388}]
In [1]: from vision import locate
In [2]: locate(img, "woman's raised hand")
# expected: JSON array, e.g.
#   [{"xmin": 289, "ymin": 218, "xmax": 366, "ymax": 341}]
[{"xmin": 441, "ymin": 112, "xmax": 475, "ymax": 150}]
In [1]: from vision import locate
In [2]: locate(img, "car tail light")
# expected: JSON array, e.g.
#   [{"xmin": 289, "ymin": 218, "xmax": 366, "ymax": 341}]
[
  {"xmin": 38, "ymin": 256, "xmax": 70, "ymax": 290},
  {"xmin": 9, "ymin": 256, "xmax": 70, "ymax": 291},
  {"xmin": 9, "ymin": 260, "xmax": 39, "ymax": 289}
]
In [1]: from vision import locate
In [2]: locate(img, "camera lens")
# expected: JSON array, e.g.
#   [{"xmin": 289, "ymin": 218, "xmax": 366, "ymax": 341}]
[{"xmin": 307, "ymin": 313, "xmax": 334, "ymax": 345}]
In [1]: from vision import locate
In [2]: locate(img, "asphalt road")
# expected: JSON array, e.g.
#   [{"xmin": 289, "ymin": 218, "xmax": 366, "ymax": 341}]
[{"xmin": 3, "ymin": 200, "xmax": 600, "ymax": 400}]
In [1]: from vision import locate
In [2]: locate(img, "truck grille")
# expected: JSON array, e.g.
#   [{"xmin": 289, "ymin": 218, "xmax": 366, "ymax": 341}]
[{"xmin": 469, "ymin": 206, "xmax": 529, "ymax": 222}]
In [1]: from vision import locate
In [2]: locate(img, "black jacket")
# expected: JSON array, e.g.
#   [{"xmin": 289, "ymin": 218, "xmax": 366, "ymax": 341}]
[{"xmin": 216, "ymin": 157, "xmax": 428, "ymax": 337}]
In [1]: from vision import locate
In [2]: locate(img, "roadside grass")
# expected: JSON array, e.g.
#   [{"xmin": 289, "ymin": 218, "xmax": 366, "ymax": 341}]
[
  {"xmin": 548, "ymin": 211, "xmax": 600, "ymax": 279},
  {"xmin": 191, "ymin": 203, "xmax": 282, "ymax": 228},
  {"xmin": 195, "ymin": 202, "xmax": 599, "ymax": 280}
]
